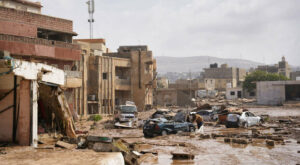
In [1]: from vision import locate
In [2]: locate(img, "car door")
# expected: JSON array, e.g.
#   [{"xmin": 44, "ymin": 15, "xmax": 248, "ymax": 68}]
[{"xmin": 247, "ymin": 112, "xmax": 258, "ymax": 126}]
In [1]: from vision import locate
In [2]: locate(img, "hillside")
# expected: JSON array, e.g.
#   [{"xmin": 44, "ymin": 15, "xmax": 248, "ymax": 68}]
[{"xmin": 156, "ymin": 56, "xmax": 263, "ymax": 73}]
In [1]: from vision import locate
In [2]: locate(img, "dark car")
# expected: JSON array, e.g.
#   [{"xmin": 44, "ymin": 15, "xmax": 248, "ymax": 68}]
[{"xmin": 143, "ymin": 118, "xmax": 195, "ymax": 137}]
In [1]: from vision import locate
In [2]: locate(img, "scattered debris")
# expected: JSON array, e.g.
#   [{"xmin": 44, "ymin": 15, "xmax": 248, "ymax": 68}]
[
  {"xmin": 55, "ymin": 141, "xmax": 76, "ymax": 149},
  {"xmin": 172, "ymin": 152, "xmax": 195, "ymax": 160},
  {"xmin": 266, "ymin": 140, "xmax": 275, "ymax": 147}
]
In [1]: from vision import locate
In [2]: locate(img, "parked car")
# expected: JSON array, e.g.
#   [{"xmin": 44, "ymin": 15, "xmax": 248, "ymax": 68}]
[
  {"xmin": 226, "ymin": 111, "xmax": 262, "ymax": 128},
  {"xmin": 143, "ymin": 119, "xmax": 195, "ymax": 137}
]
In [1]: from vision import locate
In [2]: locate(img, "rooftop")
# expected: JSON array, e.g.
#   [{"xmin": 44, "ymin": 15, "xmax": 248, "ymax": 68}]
[
  {"xmin": 7, "ymin": 0, "xmax": 42, "ymax": 8},
  {"xmin": 74, "ymin": 39, "xmax": 106, "ymax": 44}
]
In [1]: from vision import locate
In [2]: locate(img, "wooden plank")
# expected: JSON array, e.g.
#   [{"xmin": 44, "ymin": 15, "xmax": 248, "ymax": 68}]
[{"xmin": 55, "ymin": 141, "xmax": 76, "ymax": 149}]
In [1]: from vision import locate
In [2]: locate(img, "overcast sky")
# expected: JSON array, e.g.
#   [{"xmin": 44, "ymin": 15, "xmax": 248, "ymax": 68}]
[{"xmin": 40, "ymin": 0, "xmax": 300, "ymax": 66}]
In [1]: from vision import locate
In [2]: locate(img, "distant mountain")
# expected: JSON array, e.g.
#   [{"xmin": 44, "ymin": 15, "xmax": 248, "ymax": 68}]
[{"xmin": 155, "ymin": 56, "xmax": 264, "ymax": 73}]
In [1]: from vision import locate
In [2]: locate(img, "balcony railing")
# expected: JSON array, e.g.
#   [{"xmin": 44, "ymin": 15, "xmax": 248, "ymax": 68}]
[
  {"xmin": 0, "ymin": 34, "xmax": 80, "ymax": 49},
  {"xmin": 115, "ymin": 78, "xmax": 130, "ymax": 85},
  {"xmin": 65, "ymin": 70, "xmax": 82, "ymax": 78}
]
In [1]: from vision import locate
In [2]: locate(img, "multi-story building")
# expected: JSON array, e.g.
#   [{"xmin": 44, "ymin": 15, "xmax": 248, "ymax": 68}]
[
  {"xmin": 203, "ymin": 63, "xmax": 247, "ymax": 91},
  {"xmin": 0, "ymin": 0, "xmax": 81, "ymax": 146},
  {"xmin": 75, "ymin": 40, "xmax": 157, "ymax": 114},
  {"xmin": 256, "ymin": 56, "xmax": 291, "ymax": 78}
]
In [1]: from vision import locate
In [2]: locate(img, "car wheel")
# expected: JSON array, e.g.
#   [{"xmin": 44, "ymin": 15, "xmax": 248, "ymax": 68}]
[
  {"xmin": 190, "ymin": 127, "xmax": 195, "ymax": 132},
  {"xmin": 243, "ymin": 122, "xmax": 248, "ymax": 128},
  {"xmin": 161, "ymin": 130, "xmax": 168, "ymax": 136}
]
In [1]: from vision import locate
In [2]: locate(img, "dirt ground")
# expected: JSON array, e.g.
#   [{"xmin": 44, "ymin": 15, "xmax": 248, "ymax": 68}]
[{"xmin": 1, "ymin": 107, "xmax": 300, "ymax": 165}]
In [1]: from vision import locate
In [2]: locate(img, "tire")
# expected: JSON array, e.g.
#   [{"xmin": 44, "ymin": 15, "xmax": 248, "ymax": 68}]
[
  {"xmin": 190, "ymin": 127, "xmax": 195, "ymax": 132},
  {"xmin": 161, "ymin": 130, "xmax": 168, "ymax": 136},
  {"xmin": 243, "ymin": 122, "xmax": 248, "ymax": 128}
]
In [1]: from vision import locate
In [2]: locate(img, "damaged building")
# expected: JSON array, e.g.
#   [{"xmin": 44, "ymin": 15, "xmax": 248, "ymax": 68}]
[
  {"xmin": 0, "ymin": 0, "xmax": 80, "ymax": 146},
  {"xmin": 256, "ymin": 80, "xmax": 300, "ymax": 105},
  {"xmin": 74, "ymin": 39, "xmax": 157, "ymax": 114}
]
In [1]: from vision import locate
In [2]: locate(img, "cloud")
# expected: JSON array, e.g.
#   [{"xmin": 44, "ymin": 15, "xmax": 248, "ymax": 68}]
[{"xmin": 40, "ymin": 0, "xmax": 300, "ymax": 66}]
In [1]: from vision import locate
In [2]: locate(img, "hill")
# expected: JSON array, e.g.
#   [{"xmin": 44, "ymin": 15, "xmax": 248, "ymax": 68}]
[{"xmin": 156, "ymin": 56, "xmax": 263, "ymax": 73}]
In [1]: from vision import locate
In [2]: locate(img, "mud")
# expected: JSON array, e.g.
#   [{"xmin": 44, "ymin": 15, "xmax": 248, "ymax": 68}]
[{"xmin": 1, "ymin": 107, "xmax": 300, "ymax": 165}]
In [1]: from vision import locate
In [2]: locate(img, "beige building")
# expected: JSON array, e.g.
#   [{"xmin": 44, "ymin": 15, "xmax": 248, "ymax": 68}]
[
  {"xmin": 256, "ymin": 56, "xmax": 291, "ymax": 79},
  {"xmin": 203, "ymin": 63, "xmax": 247, "ymax": 91},
  {"xmin": 74, "ymin": 40, "xmax": 157, "ymax": 115}
]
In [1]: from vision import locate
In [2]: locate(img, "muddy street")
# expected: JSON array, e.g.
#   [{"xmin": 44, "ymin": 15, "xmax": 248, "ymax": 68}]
[{"xmin": 2, "ymin": 107, "xmax": 299, "ymax": 165}]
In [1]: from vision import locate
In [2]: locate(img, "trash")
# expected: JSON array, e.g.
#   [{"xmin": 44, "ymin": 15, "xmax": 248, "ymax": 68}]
[
  {"xmin": 199, "ymin": 134, "xmax": 210, "ymax": 139},
  {"xmin": 224, "ymin": 138, "xmax": 231, "ymax": 143},
  {"xmin": 195, "ymin": 126, "xmax": 204, "ymax": 134},
  {"xmin": 232, "ymin": 138, "xmax": 248, "ymax": 144},
  {"xmin": 87, "ymin": 136, "xmax": 113, "ymax": 143},
  {"xmin": 55, "ymin": 141, "xmax": 76, "ymax": 149},
  {"xmin": 266, "ymin": 140, "xmax": 275, "ymax": 147},
  {"xmin": 172, "ymin": 152, "xmax": 195, "ymax": 160},
  {"xmin": 93, "ymin": 142, "xmax": 113, "ymax": 152}
]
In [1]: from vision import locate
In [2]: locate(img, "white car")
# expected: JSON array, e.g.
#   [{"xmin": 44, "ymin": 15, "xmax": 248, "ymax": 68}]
[{"xmin": 239, "ymin": 111, "xmax": 262, "ymax": 128}]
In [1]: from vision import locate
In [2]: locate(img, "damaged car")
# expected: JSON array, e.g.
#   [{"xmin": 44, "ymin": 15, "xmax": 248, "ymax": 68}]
[
  {"xmin": 114, "ymin": 102, "xmax": 138, "ymax": 128},
  {"xmin": 226, "ymin": 111, "xmax": 262, "ymax": 128},
  {"xmin": 143, "ymin": 118, "xmax": 195, "ymax": 137}
]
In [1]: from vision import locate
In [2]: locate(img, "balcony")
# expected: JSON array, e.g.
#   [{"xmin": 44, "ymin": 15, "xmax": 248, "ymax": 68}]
[
  {"xmin": 0, "ymin": 34, "xmax": 81, "ymax": 61},
  {"xmin": 115, "ymin": 78, "xmax": 131, "ymax": 91},
  {"xmin": 64, "ymin": 70, "xmax": 82, "ymax": 88}
]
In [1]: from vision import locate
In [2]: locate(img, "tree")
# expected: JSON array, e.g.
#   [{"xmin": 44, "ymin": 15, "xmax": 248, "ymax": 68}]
[{"xmin": 243, "ymin": 70, "xmax": 289, "ymax": 92}]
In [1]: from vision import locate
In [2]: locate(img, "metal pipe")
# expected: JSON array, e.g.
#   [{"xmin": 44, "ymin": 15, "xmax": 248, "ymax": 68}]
[{"xmin": 12, "ymin": 76, "xmax": 17, "ymax": 142}]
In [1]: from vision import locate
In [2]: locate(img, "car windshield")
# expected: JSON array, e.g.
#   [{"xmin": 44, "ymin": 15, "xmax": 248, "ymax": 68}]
[{"xmin": 120, "ymin": 105, "xmax": 137, "ymax": 113}]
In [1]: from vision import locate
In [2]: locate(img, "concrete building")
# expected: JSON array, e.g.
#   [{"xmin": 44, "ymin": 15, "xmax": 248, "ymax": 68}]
[
  {"xmin": 226, "ymin": 87, "xmax": 243, "ymax": 100},
  {"xmin": 75, "ymin": 40, "xmax": 157, "ymax": 114},
  {"xmin": 155, "ymin": 78, "xmax": 204, "ymax": 107},
  {"xmin": 256, "ymin": 56, "xmax": 291, "ymax": 79},
  {"xmin": 256, "ymin": 81, "xmax": 300, "ymax": 105},
  {"xmin": 290, "ymin": 71, "xmax": 300, "ymax": 80},
  {"xmin": 0, "ymin": 0, "xmax": 80, "ymax": 145},
  {"xmin": 203, "ymin": 63, "xmax": 247, "ymax": 91}
]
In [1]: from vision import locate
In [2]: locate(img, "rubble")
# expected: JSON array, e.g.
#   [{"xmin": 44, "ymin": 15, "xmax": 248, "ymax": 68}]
[
  {"xmin": 266, "ymin": 140, "xmax": 275, "ymax": 147},
  {"xmin": 55, "ymin": 141, "xmax": 77, "ymax": 150},
  {"xmin": 172, "ymin": 152, "xmax": 195, "ymax": 160}
]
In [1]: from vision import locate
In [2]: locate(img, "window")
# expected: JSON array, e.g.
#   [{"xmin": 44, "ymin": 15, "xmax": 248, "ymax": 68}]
[
  {"xmin": 250, "ymin": 92, "xmax": 255, "ymax": 96},
  {"xmin": 230, "ymin": 91, "xmax": 235, "ymax": 96},
  {"xmin": 103, "ymin": 73, "xmax": 107, "ymax": 80}
]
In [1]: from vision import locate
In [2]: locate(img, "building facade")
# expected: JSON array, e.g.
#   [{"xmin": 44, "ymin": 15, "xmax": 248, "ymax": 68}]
[
  {"xmin": 256, "ymin": 56, "xmax": 291, "ymax": 78},
  {"xmin": 75, "ymin": 40, "xmax": 157, "ymax": 114},
  {"xmin": 0, "ymin": 0, "xmax": 80, "ymax": 145},
  {"xmin": 203, "ymin": 63, "xmax": 247, "ymax": 91},
  {"xmin": 256, "ymin": 81, "xmax": 300, "ymax": 105}
]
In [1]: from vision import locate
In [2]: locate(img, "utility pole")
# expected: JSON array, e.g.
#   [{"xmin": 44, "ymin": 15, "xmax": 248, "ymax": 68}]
[{"xmin": 86, "ymin": 0, "xmax": 95, "ymax": 39}]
